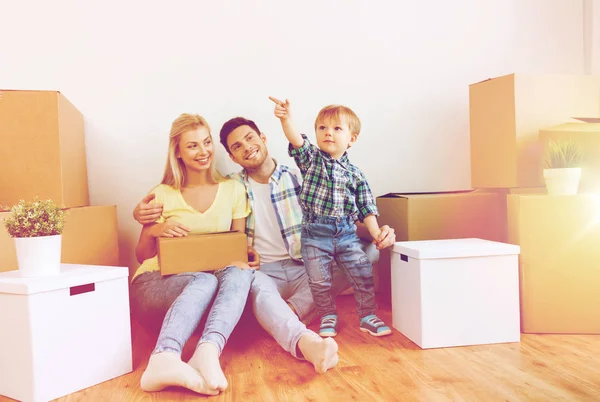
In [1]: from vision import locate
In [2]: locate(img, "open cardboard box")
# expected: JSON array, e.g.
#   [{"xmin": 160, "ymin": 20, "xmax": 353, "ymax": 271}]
[{"xmin": 157, "ymin": 231, "xmax": 248, "ymax": 275}]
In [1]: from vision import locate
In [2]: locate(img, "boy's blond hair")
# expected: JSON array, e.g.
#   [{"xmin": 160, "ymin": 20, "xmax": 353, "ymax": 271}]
[
  {"xmin": 314, "ymin": 105, "xmax": 361, "ymax": 136},
  {"xmin": 161, "ymin": 113, "xmax": 225, "ymax": 189}
]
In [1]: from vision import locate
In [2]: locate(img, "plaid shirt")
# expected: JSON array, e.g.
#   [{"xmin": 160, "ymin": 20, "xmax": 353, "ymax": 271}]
[
  {"xmin": 229, "ymin": 161, "xmax": 304, "ymax": 261},
  {"xmin": 288, "ymin": 134, "xmax": 378, "ymax": 222}
]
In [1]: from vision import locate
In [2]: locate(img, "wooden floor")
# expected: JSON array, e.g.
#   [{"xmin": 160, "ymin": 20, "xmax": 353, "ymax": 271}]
[{"xmin": 3, "ymin": 295, "xmax": 600, "ymax": 402}]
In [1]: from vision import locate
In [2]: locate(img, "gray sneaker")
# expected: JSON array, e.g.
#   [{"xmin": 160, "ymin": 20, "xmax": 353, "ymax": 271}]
[{"xmin": 359, "ymin": 314, "xmax": 392, "ymax": 337}]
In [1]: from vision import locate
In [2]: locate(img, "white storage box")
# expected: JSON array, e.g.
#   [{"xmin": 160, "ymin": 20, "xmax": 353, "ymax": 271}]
[
  {"xmin": 391, "ymin": 238, "xmax": 520, "ymax": 349},
  {"xmin": 0, "ymin": 264, "xmax": 132, "ymax": 402}
]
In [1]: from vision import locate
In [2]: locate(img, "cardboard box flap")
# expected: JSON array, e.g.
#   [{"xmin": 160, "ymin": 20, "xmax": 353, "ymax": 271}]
[
  {"xmin": 379, "ymin": 190, "xmax": 475, "ymax": 199},
  {"xmin": 392, "ymin": 238, "xmax": 520, "ymax": 260},
  {"xmin": 573, "ymin": 117, "xmax": 600, "ymax": 123},
  {"xmin": 0, "ymin": 264, "xmax": 128, "ymax": 295}
]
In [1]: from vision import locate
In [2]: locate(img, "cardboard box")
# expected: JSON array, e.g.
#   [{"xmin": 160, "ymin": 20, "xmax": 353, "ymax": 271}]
[
  {"xmin": 0, "ymin": 90, "xmax": 89, "ymax": 208},
  {"xmin": 0, "ymin": 206, "xmax": 119, "ymax": 272},
  {"xmin": 539, "ymin": 118, "xmax": 600, "ymax": 193},
  {"xmin": 376, "ymin": 190, "xmax": 508, "ymax": 302},
  {"xmin": 157, "ymin": 231, "xmax": 248, "ymax": 275},
  {"xmin": 507, "ymin": 194, "xmax": 600, "ymax": 333},
  {"xmin": 469, "ymin": 74, "xmax": 600, "ymax": 189}
]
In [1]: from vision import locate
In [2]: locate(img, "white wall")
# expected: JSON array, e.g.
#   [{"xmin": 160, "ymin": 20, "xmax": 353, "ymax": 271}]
[
  {"xmin": 0, "ymin": 0, "xmax": 588, "ymax": 271},
  {"xmin": 587, "ymin": 0, "xmax": 600, "ymax": 74}
]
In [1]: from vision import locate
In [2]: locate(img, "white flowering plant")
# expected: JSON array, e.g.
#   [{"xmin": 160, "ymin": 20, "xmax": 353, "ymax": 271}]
[{"xmin": 3, "ymin": 198, "xmax": 67, "ymax": 238}]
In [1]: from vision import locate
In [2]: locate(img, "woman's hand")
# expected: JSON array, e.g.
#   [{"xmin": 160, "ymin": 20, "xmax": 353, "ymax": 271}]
[
  {"xmin": 150, "ymin": 220, "xmax": 190, "ymax": 238},
  {"xmin": 247, "ymin": 245, "xmax": 260, "ymax": 268}
]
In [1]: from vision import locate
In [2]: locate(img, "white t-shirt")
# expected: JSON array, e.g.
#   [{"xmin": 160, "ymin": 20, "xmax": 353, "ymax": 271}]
[{"xmin": 248, "ymin": 176, "xmax": 290, "ymax": 264}]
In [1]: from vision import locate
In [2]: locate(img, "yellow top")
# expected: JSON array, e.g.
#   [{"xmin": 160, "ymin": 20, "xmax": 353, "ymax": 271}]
[{"xmin": 132, "ymin": 180, "xmax": 250, "ymax": 280}]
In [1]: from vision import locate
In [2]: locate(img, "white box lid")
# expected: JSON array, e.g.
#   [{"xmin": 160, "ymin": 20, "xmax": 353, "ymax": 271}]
[
  {"xmin": 0, "ymin": 264, "xmax": 129, "ymax": 295},
  {"xmin": 392, "ymin": 238, "xmax": 520, "ymax": 260}
]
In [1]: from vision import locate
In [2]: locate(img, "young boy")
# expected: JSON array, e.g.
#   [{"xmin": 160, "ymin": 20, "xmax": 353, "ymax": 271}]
[{"xmin": 269, "ymin": 96, "xmax": 392, "ymax": 338}]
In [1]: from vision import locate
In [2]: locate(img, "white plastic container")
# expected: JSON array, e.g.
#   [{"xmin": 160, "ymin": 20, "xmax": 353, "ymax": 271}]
[
  {"xmin": 0, "ymin": 264, "xmax": 132, "ymax": 402},
  {"xmin": 391, "ymin": 238, "xmax": 521, "ymax": 349}
]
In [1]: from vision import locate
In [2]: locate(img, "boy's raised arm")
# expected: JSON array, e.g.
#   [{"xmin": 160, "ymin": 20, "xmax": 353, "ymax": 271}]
[{"xmin": 269, "ymin": 96, "xmax": 304, "ymax": 148}]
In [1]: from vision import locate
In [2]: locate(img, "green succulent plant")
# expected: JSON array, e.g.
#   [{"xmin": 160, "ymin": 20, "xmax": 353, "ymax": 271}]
[{"xmin": 545, "ymin": 139, "xmax": 583, "ymax": 169}]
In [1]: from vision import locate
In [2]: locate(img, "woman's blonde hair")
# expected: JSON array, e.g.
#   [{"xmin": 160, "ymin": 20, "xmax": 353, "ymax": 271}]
[{"xmin": 161, "ymin": 113, "xmax": 225, "ymax": 189}]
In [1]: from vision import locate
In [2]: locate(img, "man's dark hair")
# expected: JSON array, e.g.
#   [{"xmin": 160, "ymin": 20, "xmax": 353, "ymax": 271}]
[{"xmin": 219, "ymin": 117, "xmax": 261, "ymax": 154}]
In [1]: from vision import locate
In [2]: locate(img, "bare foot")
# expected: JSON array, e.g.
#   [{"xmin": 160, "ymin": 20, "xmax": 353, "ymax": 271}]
[
  {"xmin": 298, "ymin": 333, "xmax": 339, "ymax": 373},
  {"xmin": 140, "ymin": 352, "xmax": 219, "ymax": 395},
  {"xmin": 188, "ymin": 342, "xmax": 228, "ymax": 391}
]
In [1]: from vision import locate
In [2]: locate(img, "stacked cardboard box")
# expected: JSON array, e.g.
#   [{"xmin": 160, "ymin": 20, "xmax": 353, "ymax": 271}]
[
  {"xmin": 0, "ymin": 90, "xmax": 120, "ymax": 273},
  {"xmin": 376, "ymin": 190, "xmax": 508, "ymax": 302},
  {"xmin": 469, "ymin": 74, "xmax": 600, "ymax": 334}
]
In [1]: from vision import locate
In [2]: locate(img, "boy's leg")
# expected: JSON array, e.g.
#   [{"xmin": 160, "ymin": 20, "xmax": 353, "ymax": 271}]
[
  {"xmin": 249, "ymin": 271, "xmax": 339, "ymax": 373},
  {"xmin": 300, "ymin": 224, "xmax": 336, "ymax": 318},
  {"xmin": 331, "ymin": 239, "xmax": 378, "ymax": 297},
  {"xmin": 294, "ymin": 240, "xmax": 378, "ymax": 325},
  {"xmin": 334, "ymin": 228, "xmax": 377, "ymax": 319},
  {"xmin": 190, "ymin": 266, "xmax": 254, "ymax": 390},
  {"xmin": 335, "ymin": 225, "xmax": 392, "ymax": 337}
]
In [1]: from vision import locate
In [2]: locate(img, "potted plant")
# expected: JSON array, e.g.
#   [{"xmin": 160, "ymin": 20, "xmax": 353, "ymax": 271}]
[
  {"xmin": 543, "ymin": 139, "xmax": 583, "ymax": 196},
  {"xmin": 3, "ymin": 198, "xmax": 66, "ymax": 277}
]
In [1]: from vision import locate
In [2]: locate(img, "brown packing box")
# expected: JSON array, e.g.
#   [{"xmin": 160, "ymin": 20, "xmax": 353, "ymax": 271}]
[
  {"xmin": 539, "ymin": 118, "xmax": 600, "ymax": 193},
  {"xmin": 157, "ymin": 231, "xmax": 248, "ymax": 275},
  {"xmin": 0, "ymin": 205, "xmax": 119, "ymax": 272},
  {"xmin": 469, "ymin": 74, "xmax": 600, "ymax": 189},
  {"xmin": 376, "ymin": 190, "xmax": 508, "ymax": 302},
  {"xmin": 507, "ymin": 194, "xmax": 600, "ymax": 334},
  {"xmin": 0, "ymin": 90, "xmax": 89, "ymax": 208}
]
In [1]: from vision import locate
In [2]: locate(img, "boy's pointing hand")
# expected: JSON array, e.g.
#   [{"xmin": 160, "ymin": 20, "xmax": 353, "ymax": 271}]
[{"xmin": 269, "ymin": 96, "xmax": 291, "ymax": 121}]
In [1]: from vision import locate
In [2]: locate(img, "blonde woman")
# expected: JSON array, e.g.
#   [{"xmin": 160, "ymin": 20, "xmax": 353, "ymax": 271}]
[{"xmin": 130, "ymin": 113, "xmax": 258, "ymax": 396}]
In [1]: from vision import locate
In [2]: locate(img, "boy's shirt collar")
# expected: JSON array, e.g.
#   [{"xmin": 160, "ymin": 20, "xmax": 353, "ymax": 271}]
[{"xmin": 320, "ymin": 149, "xmax": 351, "ymax": 168}]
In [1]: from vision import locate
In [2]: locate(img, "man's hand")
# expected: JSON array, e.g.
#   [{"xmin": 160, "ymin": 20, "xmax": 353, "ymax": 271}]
[
  {"xmin": 150, "ymin": 220, "xmax": 190, "ymax": 238},
  {"xmin": 247, "ymin": 245, "xmax": 261, "ymax": 269},
  {"xmin": 373, "ymin": 225, "xmax": 396, "ymax": 250},
  {"xmin": 269, "ymin": 96, "xmax": 291, "ymax": 121},
  {"xmin": 133, "ymin": 193, "xmax": 163, "ymax": 225}
]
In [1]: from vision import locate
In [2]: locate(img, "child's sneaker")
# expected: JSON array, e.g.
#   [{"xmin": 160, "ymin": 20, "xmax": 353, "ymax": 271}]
[
  {"xmin": 359, "ymin": 314, "xmax": 392, "ymax": 337},
  {"xmin": 319, "ymin": 314, "xmax": 338, "ymax": 337}
]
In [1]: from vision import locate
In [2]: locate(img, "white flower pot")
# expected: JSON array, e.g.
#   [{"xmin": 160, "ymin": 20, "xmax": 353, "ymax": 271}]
[
  {"xmin": 543, "ymin": 167, "xmax": 582, "ymax": 196},
  {"xmin": 14, "ymin": 234, "xmax": 62, "ymax": 277}
]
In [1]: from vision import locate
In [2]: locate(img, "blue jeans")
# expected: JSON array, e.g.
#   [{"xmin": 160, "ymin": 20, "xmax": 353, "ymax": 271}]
[
  {"xmin": 259, "ymin": 258, "xmax": 351, "ymax": 323},
  {"xmin": 131, "ymin": 266, "xmax": 254, "ymax": 356},
  {"xmin": 301, "ymin": 215, "xmax": 377, "ymax": 319},
  {"xmin": 249, "ymin": 271, "xmax": 312, "ymax": 359}
]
